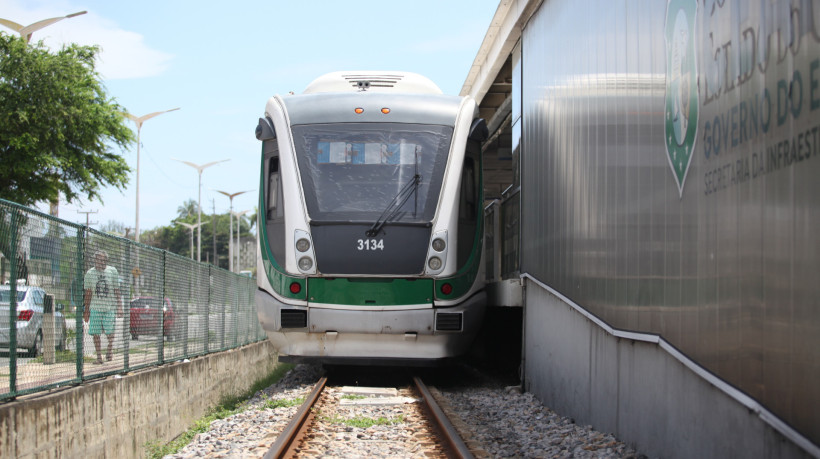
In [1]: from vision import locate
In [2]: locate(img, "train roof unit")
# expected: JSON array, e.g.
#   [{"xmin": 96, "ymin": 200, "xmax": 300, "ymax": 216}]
[
  {"xmin": 303, "ymin": 71, "xmax": 443, "ymax": 95},
  {"xmin": 280, "ymin": 71, "xmax": 462, "ymax": 126}
]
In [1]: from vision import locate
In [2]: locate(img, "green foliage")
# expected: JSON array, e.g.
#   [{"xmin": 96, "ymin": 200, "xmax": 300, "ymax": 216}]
[
  {"xmin": 176, "ymin": 199, "xmax": 199, "ymax": 219},
  {"xmin": 140, "ymin": 206, "xmax": 253, "ymax": 269},
  {"xmin": 324, "ymin": 414, "xmax": 406, "ymax": 428},
  {"xmin": 0, "ymin": 33, "xmax": 134, "ymax": 207},
  {"xmin": 144, "ymin": 363, "xmax": 295, "ymax": 459},
  {"xmin": 26, "ymin": 349, "xmax": 95, "ymax": 365},
  {"xmin": 259, "ymin": 396, "xmax": 304, "ymax": 410}
]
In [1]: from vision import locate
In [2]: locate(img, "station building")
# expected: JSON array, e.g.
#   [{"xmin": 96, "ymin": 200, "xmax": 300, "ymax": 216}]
[{"xmin": 467, "ymin": 1, "xmax": 820, "ymax": 457}]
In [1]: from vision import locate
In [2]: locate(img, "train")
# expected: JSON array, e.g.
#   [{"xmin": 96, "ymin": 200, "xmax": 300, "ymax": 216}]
[{"xmin": 254, "ymin": 71, "xmax": 488, "ymax": 365}]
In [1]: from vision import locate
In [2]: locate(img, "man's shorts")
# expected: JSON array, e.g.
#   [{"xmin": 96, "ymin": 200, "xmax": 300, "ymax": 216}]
[{"xmin": 89, "ymin": 309, "xmax": 116, "ymax": 335}]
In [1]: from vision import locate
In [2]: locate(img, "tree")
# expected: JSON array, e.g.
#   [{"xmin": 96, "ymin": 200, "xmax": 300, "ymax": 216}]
[
  {"xmin": 140, "ymin": 202, "xmax": 236, "ymax": 269},
  {"xmin": 99, "ymin": 220, "xmax": 128, "ymax": 237},
  {"xmin": 176, "ymin": 199, "xmax": 199, "ymax": 219},
  {"xmin": 0, "ymin": 33, "xmax": 134, "ymax": 208}
]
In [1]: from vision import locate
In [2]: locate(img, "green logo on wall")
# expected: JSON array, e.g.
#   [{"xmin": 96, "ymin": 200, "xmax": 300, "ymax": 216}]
[{"xmin": 665, "ymin": 0, "xmax": 698, "ymax": 196}]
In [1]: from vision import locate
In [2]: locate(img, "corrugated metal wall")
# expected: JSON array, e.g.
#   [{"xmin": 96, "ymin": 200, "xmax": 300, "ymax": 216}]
[{"xmin": 520, "ymin": 0, "xmax": 819, "ymax": 443}]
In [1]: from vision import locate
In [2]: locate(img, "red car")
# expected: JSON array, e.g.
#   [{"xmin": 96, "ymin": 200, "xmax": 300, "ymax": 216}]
[{"xmin": 129, "ymin": 297, "xmax": 177, "ymax": 341}]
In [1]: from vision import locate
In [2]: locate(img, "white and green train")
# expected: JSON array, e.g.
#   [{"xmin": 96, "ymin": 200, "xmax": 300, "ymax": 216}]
[{"xmin": 254, "ymin": 72, "xmax": 488, "ymax": 365}]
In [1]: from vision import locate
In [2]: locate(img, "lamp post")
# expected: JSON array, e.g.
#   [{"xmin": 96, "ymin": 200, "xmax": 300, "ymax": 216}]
[
  {"xmin": 174, "ymin": 221, "xmax": 208, "ymax": 260},
  {"xmin": 173, "ymin": 159, "xmax": 229, "ymax": 262},
  {"xmin": 0, "ymin": 11, "xmax": 87, "ymax": 43},
  {"xmin": 1, "ymin": 10, "xmax": 87, "ymax": 219},
  {"xmin": 214, "ymin": 190, "xmax": 250, "ymax": 272},
  {"xmin": 124, "ymin": 108, "xmax": 180, "ymax": 243},
  {"xmin": 232, "ymin": 210, "xmax": 250, "ymax": 272}
]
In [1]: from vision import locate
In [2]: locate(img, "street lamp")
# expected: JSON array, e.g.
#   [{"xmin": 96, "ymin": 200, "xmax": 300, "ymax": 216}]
[
  {"xmin": 173, "ymin": 159, "xmax": 229, "ymax": 262},
  {"xmin": 174, "ymin": 220, "xmax": 209, "ymax": 260},
  {"xmin": 214, "ymin": 190, "xmax": 250, "ymax": 272},
  {"xmin": 232, "ymin": 210, "xmax": 250, "ymax": 272},
  {"xmin": 0, "ymin": 11, "xmax": 87, "ymax": 43},
  {"xmin": 124, "ymin": 108, "xmax": 180, "ymax": 243}
]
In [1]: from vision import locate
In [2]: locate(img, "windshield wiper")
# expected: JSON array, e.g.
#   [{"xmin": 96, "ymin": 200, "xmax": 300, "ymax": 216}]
[{"xmin": 366, "ymin": 174, "xmax": 421, "ymax": 237}]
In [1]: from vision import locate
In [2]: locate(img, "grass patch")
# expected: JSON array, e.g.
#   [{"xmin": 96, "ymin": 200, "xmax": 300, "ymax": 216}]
[
  {"xmin": 341, "ymin": 394, "xmax": 366, "ymax": 400},
  {"xmin": 29, "ymin": 350, "xmax": 98, "ymax": 364},
  {"xmin": 259, "ymin": 396, "xmax": 303, "ymax": 410},
  {"xmin": 324, "ymin": 414, "xmax": 406, "ymax": 429},
  {"xmin": 26, "ymin": 348, "xmax": 153, "ymax": 363},
  {"xmin": 144, "ymin": 362, "xmax": 294, "ymax": 459}
]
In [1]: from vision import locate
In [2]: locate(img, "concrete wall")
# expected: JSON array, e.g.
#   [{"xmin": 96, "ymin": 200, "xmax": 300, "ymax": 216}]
[
  {"xmin": 0, "ymin": 340, "xmax": 279, "ymax": 458},
  {"xmin": 522, "ymin": 278, "xmax": 818, "ymax": 459}
]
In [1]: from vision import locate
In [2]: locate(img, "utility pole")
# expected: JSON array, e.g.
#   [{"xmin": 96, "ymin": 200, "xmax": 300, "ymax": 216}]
[{"xmin": 77, "ymin": 210, "xmax": 98, "ymax": 227}]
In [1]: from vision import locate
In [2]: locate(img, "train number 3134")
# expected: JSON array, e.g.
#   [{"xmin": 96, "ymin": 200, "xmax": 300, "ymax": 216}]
[{"xmin": 357, "ymin": 239, "xmax": 385, "ymax": 251}]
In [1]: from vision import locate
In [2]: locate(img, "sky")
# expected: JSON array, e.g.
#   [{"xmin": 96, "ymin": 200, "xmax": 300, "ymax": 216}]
[{"xmin": 1, "ymin": 0, "xmax": 499, "ymax": 234}]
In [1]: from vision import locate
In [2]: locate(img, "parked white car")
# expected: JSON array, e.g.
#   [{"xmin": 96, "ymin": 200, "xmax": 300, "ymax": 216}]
[{"xmin": 0, "ymin": 284, "xmax": 67, "ymax": 357}]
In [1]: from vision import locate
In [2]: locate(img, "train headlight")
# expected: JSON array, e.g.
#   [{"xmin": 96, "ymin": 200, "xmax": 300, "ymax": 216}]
[
  {"xmin": 296, "ymin": 238, "xmax": 311, "ymax": 252},
  {"xmin": 298, "ymin": 256, "xmax": 313, "ymax": 271},
  {"xmin": 428, "ymin": 256, "xmax": 442, "ymax": 271},
  {"xmin": 293, "ymin": 229, "xmax": 316, "ymax": 274},
  {"xmin": 425, "ymin": 230, "xmax": 447, "ymax": 275},
  {"xmin": 431, "ymin": 238, "xmax": 446, "ymax": 252}
]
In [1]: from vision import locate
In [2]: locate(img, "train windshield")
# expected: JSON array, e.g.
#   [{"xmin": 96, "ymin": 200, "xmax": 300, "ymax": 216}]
[{"xmin": 292, "ymin": 123, "xmax": 452, "ymax": 223}]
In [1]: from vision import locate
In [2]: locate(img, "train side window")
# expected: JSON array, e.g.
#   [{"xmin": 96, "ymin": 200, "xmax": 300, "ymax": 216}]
[
  {"xmin": 460, "ymin": 157, "xmax": 477, "ymax": 220},
  {"xmin": 267, "ymin": 157, "xmax": 283, "ymax": 220},
  {"xmin": 457, "ymin": 153, "xmax": 479, "ymax": 267}
]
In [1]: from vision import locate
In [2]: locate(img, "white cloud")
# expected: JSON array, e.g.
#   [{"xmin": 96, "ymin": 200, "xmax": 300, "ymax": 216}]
[
  {"xmin": 0, "ymin": 0, "xmax": 173, "ymax": 79},
  {"xmin": 75, "ymin": 25, "xmax": 174, "ymax": 80}
]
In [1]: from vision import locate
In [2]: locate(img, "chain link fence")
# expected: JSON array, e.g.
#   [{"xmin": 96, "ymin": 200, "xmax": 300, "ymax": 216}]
[{"xmin": 0, "ymin": 199, "xmax": 264, "ymax": 400}]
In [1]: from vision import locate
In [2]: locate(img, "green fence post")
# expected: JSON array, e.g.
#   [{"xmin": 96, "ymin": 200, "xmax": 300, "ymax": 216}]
[
  {"xmin": 205, "ymin": 265, "xmax": 208, "ymax": 354},
  {"xmin": 158, "ymin": 250, "xmax": 165, "ymax": 363},
  {"xmin": 233, "ymin": 275, "xmax": 239, "ymax": 348},
  {"xmin": 75, "ymin": 226, "xmax": 85, "ymax": 380},
  {"xmin": 183, "ymin": 260, "xmax": 189, "ymax": 359},
  {"xmin": 122, "ymin": 242, "xmax": 131, "ymax": 371},
  {"xmin": 220, "ymin": 274, "xmax": 226, "ymax": 351},
  {"xmin": 8, "ymin": 209, "xmax": 20, "ymax": 396}
]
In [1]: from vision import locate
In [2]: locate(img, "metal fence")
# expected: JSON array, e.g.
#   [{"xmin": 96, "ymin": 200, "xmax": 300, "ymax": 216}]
[
  {"xmin": 0, "ymin": 198, "xmax": 264, "ymax": 400},
  {"xmin": 484, "ymin": 185, "xmax": 520, "ymax": 282}
]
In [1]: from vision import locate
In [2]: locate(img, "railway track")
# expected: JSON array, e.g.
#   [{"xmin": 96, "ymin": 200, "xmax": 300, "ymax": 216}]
[
  {"xmin": 264, "ymin": 374, "xmax": 475, "ymax": 458},
  {"xmin": 164, "ymin": 363, "xmax": 638, "ymax": 458}
]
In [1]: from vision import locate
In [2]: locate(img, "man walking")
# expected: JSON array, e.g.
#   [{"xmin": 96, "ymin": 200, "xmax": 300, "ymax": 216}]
[{"xmin": 83, "ymin": 250, "xmax": 122, "ymax": 364}]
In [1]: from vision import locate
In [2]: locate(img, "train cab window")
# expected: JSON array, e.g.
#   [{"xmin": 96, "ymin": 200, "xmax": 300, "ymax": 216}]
[{"xmin": 291, "ymin": 123, "xmax": 451, "ymax": 223}]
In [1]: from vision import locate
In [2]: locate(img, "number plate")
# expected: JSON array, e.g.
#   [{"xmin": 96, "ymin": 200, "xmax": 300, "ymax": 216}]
[{"xmin": 356, "ymin": 238, "xmax": 385, "ymax": 251}]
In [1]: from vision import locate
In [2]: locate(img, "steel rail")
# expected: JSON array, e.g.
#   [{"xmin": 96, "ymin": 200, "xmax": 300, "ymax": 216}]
[
  {"xmin": 264, "ymin": 376, "xmax": 327, "ymax": 459},
  {"xmin": 413, "ymin": 376, "xmax": 475, "ymax": 459}
]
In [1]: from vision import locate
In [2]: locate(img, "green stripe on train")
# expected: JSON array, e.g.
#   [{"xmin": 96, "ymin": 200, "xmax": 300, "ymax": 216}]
[{"xmin": 307, "ymin": 278, "xmax": 433, "ymax": 306}]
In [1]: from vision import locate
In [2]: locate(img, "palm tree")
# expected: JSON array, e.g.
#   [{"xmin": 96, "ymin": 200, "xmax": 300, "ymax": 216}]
[{"xmin": 177, "ymin": 199, "xmax": 199, "ymax": 219}]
